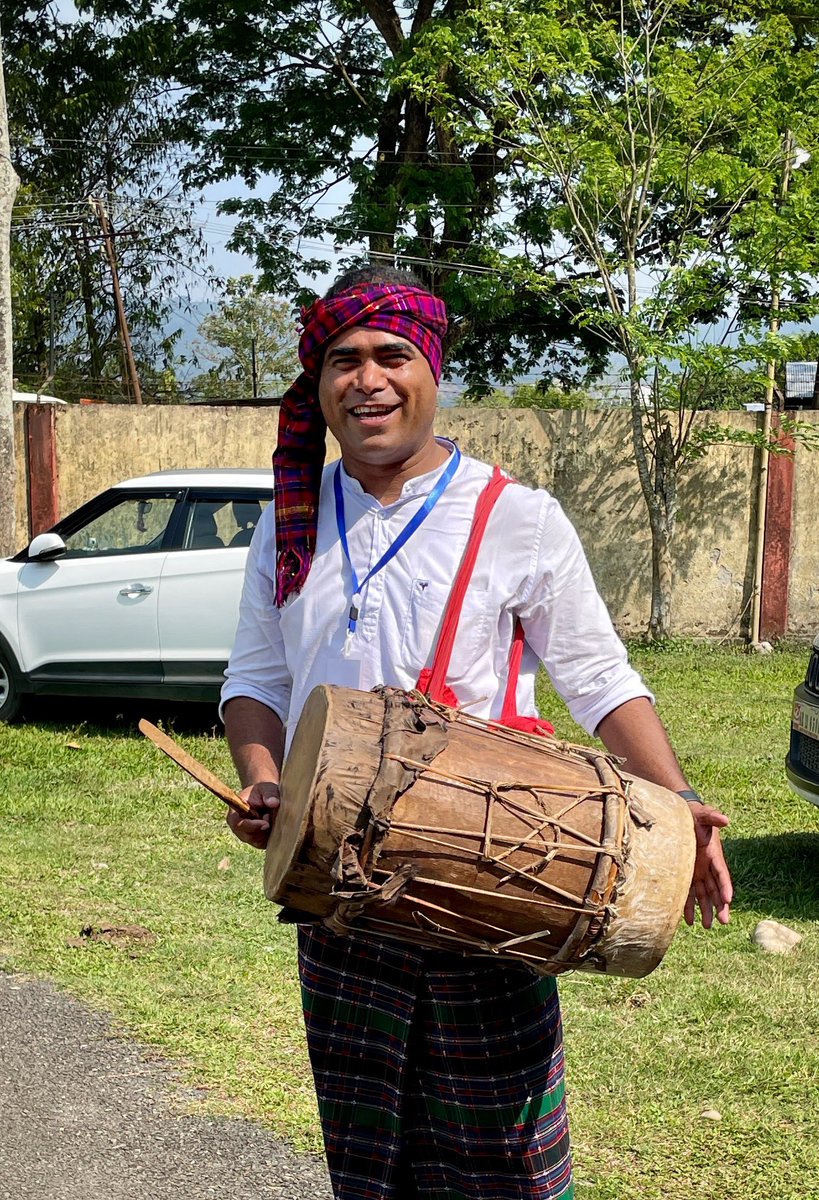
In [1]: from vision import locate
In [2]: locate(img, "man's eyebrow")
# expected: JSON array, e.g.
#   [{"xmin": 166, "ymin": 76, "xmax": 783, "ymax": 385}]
[{"xmin": 326, "ymin": 340, "xmax": 416, "ymax": 359}]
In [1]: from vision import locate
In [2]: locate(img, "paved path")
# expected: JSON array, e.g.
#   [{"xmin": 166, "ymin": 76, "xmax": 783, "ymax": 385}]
[{"xmin": 0, "ymin": 972, "xmax": 333, "ymax": 1200}]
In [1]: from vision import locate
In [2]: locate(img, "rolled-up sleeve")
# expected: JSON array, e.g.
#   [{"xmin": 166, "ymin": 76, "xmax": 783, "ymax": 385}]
[
  {"xmin": 220, "ymin": 507, "xmax": 292, "ymax": 724},
  {"xmin": 516, "ymin": 493, "xmax": 652, "ymax": 735}
]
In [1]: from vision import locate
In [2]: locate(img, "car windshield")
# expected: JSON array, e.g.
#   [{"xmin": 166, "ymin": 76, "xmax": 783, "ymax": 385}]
[{"xmin": 62, "ymin": 496, "xmax": 177, "ymax": 557}]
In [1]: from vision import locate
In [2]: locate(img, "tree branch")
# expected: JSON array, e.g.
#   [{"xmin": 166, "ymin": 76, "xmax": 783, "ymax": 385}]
[{"xmin": 361, "ymin": 0, "xmax": 404, "ymax": 55}]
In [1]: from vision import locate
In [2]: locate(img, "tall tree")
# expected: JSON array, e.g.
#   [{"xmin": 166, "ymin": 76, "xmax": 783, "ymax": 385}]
[
  {"xmin": 168, "ymin": 0, "xmax": 611, "ymax": 388},
  {"xmin": 399, "ymin": 0, "xmax": 819, "ymax": 637},
  {"xmin": 4, "ymin": 2, "xmax": 208, "ymax": 402},
  {"xmin": 189, "ymin": 275, "xmax": 299, "ymax": 400}
]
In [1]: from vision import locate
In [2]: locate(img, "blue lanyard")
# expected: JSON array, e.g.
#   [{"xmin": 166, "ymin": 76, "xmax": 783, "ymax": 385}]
[{"xmin": 334, "ymin": 445, "xmax": 461, "ymax": 639}]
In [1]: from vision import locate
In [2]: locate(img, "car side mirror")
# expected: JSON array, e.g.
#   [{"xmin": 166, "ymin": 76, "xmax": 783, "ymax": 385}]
[{"xmin": 27, "ymin": 531, "xmax": 67, "ymax": 562}]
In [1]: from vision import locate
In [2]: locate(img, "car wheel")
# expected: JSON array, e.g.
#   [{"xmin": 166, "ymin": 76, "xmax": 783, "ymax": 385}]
[{"xmin": 0, "ymin": 648, "xmax": 22, "ymax": 723}]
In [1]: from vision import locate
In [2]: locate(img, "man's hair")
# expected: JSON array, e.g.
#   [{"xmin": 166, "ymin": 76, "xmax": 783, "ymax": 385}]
[{"xmin": 322, "ymin": 261, "xmax": 427, "ymax": 300}]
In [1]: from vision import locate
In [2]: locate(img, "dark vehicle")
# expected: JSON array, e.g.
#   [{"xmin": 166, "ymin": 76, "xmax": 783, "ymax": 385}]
[{"xmin": 786, "ymin": 633, "xmax": 819, "ymax": 807}]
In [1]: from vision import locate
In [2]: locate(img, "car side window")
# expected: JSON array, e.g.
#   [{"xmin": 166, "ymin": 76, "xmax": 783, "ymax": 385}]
[
  {"xmin": 183, "ymin": 497, "xmax": 270, "ymax": 551},
  {"xmin": 62, "ymin": 496, "xmax": 177, "ymax": 558}
]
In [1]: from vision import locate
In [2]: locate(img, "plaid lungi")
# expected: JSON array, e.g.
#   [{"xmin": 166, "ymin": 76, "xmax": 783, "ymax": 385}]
[{"xmin": 298, "ymin": 925, "xmax": 574, "ymax": 1200}]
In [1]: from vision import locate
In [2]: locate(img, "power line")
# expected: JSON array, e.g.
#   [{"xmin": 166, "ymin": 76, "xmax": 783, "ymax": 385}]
[
  {"xmin": 11, "ymin": 196, "xmax": 523, "ymax": 218},
  {"xmin": 14, "ymin": 200, "xmax": 805, "ymax": 300},
  {"xmin": 20, "ymin": 135, "xmax": 506, "ymax": 165}
]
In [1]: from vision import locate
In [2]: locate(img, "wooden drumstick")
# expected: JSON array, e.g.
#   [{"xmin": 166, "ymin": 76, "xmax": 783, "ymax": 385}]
[{"xmin": 138, "ymin": 719, "xmax": 252, "ymax": 816}]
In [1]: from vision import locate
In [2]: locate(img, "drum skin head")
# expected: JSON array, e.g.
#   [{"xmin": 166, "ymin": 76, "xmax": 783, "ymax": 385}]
[{"xmin": 263, "ymin": 685, "xmax": 331, "ymax": 904}]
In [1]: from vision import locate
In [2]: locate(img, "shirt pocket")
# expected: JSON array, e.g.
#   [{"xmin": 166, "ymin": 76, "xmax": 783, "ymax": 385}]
[
  {"xmin": 399, "ymin": 577, "xmax": 449, "ymax": 674},
  {"xmin": 400, "ymin": 575, "xmax": 488, "ymax": 677}
]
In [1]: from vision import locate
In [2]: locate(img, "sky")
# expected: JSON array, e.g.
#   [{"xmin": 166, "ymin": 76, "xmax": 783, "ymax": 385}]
[
  {"xmin": 184, "ymin": 170, "xmax": 358, "ymax": 301},
  {"xmin": 163, "ymin": 174, "xmax": 353, "ymax": 385}
]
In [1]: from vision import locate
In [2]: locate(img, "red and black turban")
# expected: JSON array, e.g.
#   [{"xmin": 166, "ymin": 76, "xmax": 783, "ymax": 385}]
[{"xmin": 272, "ymin": 284, "xmax": 448, "ymax": 605}]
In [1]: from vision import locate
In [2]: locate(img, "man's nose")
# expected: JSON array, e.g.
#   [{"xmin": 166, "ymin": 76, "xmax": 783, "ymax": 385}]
[{"xmin": 355, "ymin": 357, "xmax": 388, "ymax": 393}]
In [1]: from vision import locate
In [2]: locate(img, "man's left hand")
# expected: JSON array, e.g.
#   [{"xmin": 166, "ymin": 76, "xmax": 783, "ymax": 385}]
[{"xmin": 685, "ymin": 802, "xmax": 733, "ymax": 929}]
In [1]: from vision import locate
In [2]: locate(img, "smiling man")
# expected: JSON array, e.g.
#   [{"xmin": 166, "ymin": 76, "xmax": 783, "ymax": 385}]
[
  {"xmin": 320, "ymin": 327, "xmax": 448, "ymax": 500},
  {"xmin": 220, "ymin": 266, "xmax": 732, "ymax": 1200}
]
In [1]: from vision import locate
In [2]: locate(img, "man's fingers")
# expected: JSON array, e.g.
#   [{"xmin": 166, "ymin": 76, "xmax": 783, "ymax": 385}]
[
  {"xmin": 711, "ymin": 872, "xmax": 733, "ymax": 925},
  {"xmin": 717, "ymin": 858, "xmax": 734, "ymax": 903},
  {"xmin": 686, "ymin": 859, "xmax": 733, "ymax": 929},
  {"xmin": 696, "ymin": 878, "xmax": 715, "ymax": 931},
  {"xmin": 704, "ymin": 868, "xmax": 731, "ymax": 926},
  {"xmin": 703, "ymin": 837, "xmax": 733, "ymax": 919},
  {"xmin": 226, "ymin": 808, "xmax": 273, "ymax": 849},
  {"xmin": 247, "ymin": 797, "xmax": 280, "ymax": 819},
  {"xmin": 228, "ymin": 812, "xmax": 270, "ymax": 833},
  {"xmin": 697, "ymin": 882, "xmax": 715, "ymax": 930},
  {"xmin": 693, "ymin": 805, "xmax": 730, "ymax": 829},
  {"xmin": 684, "ymin": 799, "xmax": 733, "ymax": 928},
  {"xmin": 244, "ymin": 783, "xmax": 281, "ymax": 813}
]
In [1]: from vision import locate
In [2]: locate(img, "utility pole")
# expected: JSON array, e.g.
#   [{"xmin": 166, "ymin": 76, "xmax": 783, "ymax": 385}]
[
  {"xmin": 48, "ymin": 289, "xmax": 56, "ymax": 381},
  {"xmin": 749, "ymin": 132, "xmax": 803, "ymax": 647},
  {"xmin": 251, "ymin": 336, "xmax": 258, "ymax": 398},
  {"xmin": 0, "ymin": 30, "xmax": 20, "ymax": 556},
  {"xmin": 88, "ymin": 195, "xmax": 143, "ymax": 405}
]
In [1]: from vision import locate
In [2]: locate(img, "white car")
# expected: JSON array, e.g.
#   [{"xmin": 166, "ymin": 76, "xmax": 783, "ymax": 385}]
[{"xmin": 0, "ymin": 469, "xmax": 273, "ymax": 721}]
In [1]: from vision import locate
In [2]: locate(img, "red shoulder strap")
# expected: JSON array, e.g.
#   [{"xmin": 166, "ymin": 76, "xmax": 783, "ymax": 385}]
[
  {"xmin": 416, "ymin": 467, "xmax": 554, "ymax": 736},
  {"xmin": 418, "ymin": 467, "xmax": 510, "ymax": 705},
  {"xmin": 500, "ymin": 618, "xmax": 526, "ymax": 725},
  {"xmin": 496, "ymin": 623, "xmax": 555, "ymax": 735}
]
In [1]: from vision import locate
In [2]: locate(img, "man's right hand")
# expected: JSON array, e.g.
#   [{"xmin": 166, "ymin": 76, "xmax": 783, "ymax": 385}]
[{"xmin": 226, "ymin": 781, "xmax": 281, "ymax": 849}]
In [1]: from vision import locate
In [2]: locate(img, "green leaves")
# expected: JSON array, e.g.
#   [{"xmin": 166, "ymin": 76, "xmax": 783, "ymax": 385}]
[
  {"xmin": 7, "ymin": 4, "xmax": 209, "ymax": 400},
  {"xmin": 189, "ymin": 276, "xmax": 299, "ymax": 400},
  {"xmin": 395, "ymin": 0, "xmax": 819, "ymax": 633}
]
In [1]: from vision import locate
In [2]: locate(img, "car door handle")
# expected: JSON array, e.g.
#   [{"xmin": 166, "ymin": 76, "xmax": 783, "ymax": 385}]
[{"xmin": 119, "ymin": 583, "xmax": 154, "ymax": 597}]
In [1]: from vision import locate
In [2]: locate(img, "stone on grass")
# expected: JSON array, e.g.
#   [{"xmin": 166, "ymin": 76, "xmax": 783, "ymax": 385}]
[
  {"xmin": 752, "ymin": 919, "xmax": 802, "ymax": 955},
  {"xmin": 700, "ymin": 1109, "xmax": 722, "ymax": 1122},
  {"xmin": 749, "ymin": 640, "xmax": 774, "ymax": 655}
]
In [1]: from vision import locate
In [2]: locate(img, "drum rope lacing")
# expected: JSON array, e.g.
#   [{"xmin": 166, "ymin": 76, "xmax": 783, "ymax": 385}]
[
  {"xmin": 380, "ymin": 755, "xmax": 625, "ymax": 896},
  {"xmin": 324, "ymin": 688, "xmax": 633, "ymax": 972}
]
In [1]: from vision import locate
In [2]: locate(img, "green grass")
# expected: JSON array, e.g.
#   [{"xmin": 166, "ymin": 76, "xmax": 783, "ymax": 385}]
[
  {"xmin": 1, "ymin": 645, "xmax": 817, "ymax": 1197},
  {"xmin": 0, "ymin": 707, "xmax": 319, "ymax": 1143},
  {"xmin": 539, "ymin": 644, "xmax": 819, "ymax": 1200}
]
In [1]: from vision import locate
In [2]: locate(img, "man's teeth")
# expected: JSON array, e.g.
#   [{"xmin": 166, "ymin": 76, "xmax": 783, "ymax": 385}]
[{"xmin": 351, "ymin": 405, "xmax": 396, "ymax": 416}]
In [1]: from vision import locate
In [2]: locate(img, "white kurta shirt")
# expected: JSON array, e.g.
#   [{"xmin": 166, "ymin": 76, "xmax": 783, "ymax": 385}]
[{"xmin": 221, "ymin": 442, "xmax": 651, "ymax": 749}]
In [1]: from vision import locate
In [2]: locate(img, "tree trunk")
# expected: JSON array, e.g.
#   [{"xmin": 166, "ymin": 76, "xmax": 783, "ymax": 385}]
[
  {"xmin": 646, "ymin": 421, "xmax": 677, "ymax": 639},
  {"xmin": 627, "ymin": 372, "xmax": 678, "ymax": 640},
  {"xmin": 0, "ymin": 39, "xmax": 20, "ymax": 556},
  {"xmin": 648, "ymin": 517, "xmax": 674, "ymax": 641},
  {"xmin": 362, "ymin": 92, "xmax": 403, "ymax": 262}
]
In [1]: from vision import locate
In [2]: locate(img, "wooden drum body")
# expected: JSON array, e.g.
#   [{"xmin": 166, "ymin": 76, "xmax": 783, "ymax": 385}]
[{"xmin": 264, "ymin": 686, "xmax": 695, "ymax": 978}]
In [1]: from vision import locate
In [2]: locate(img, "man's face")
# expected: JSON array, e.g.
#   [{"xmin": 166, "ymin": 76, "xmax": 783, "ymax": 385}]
[{"xmin": 318, "ymin": 327, "xmax": 439, "ymax": 473}]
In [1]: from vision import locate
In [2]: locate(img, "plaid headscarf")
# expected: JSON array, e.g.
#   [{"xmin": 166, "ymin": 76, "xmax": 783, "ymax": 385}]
[{"xmin": 273, "ymin": 284, "xmax": 448, "ymax": 605}]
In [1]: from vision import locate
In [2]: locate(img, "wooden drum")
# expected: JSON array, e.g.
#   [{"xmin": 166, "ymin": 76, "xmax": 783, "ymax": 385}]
[{"xmin": 264, "ymin": 685, "xmax": 696, "ymax": 978}]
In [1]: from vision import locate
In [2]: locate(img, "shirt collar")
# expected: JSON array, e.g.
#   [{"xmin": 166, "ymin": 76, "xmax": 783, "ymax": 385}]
[{"xmin": 337, "ymin": 438, "xmax": 460, "ymax": 508}]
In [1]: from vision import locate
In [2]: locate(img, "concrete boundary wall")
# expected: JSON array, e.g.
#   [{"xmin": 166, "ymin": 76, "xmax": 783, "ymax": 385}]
[{"xmin": 12, "ymin": 403, "xmax": 819, "ymax": 639}]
